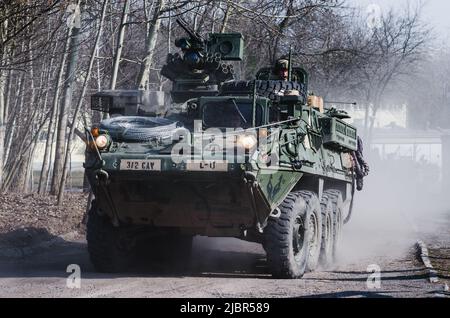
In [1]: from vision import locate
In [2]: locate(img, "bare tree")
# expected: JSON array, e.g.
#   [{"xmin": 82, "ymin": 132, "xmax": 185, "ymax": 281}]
[
  {"xmin": 359, "ymin": 6, "xmax": 429, "ymax": 140},
  {"xmin": 51, "ymin": 2, "xmax": 82, "ymax": 195},
  {"xmin": 110, "ymin": 0, "xmax": 130, "ymax": 90},
  {"xmin": 0, "ymin": 0, "xmax": 432, "ymax": 199},
  {"xmin": 137, "ymin": 0, "xmax": 165, "ymax": 90},
  {"xmin": 0, "ymin": 14, "xmax": 8, "ymax": 188},
  {"xmin": 58, "ymin": 0, "xmax": 109, "ymax": 204}
]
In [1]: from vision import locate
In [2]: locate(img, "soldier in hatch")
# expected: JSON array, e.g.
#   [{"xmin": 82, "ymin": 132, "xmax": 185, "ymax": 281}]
[
  {"xmin": 271, "ymin": 57, "xmax": 300, "ymax": 82},
  {"xmin": 273, "ymin": 58, "xmax": 289, "ymax": 81}
]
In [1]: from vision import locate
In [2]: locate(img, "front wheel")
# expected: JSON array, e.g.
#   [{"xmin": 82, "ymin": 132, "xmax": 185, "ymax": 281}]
[
  {"xmin": 263, "ymin": 190, "xmax": 318, "ymax": 279},
  {"xmin": 86, "ymin": 202, "xmax": 135, "ymax": 273}
]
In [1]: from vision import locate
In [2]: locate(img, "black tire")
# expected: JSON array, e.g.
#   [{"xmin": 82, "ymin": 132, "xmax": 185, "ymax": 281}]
[
  {"xmin": 263, "ymin": 190, "xmax": 316, "ymax": 279},
  {"xmin": 319, "ymin": 193, "xmax": 334, "ymax": 266},
  {"xmin": 86, "ymin": 202, "xmax": 134, "ymax": 273},
  {"xmin": 305, "ymin": 192, "xmax": 322, "ymax": 272},
  {"xmin": 220, "ymin": 80, "xmax": 307, "ymax": 101},
  {"xmin": 323, "ymin": 190, "xmax": 344, "ymax": 260}
]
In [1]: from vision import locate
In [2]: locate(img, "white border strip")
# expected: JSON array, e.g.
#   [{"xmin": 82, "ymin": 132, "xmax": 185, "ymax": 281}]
[
  {"xmin": 416, "ymin": 240, "xmax": 450, "ymax": 298},
  {"xmin": 416, "ymin": 240, "xmax": 439, "ymax": 283}
]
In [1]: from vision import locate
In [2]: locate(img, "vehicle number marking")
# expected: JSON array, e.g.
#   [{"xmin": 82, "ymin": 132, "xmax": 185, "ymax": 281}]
[
  {"xmin": 120, "ymin": 159, "xmax": 161, "ymax": 171},
  {"xmin": 186, "ymin": 160, "xmax": 228, "ymax": 172}
]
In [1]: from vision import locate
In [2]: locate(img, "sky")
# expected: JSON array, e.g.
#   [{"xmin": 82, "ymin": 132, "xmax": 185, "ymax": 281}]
[{"xmin": 347, "ymin": 0, "xmax": 450, "ymax": 40}]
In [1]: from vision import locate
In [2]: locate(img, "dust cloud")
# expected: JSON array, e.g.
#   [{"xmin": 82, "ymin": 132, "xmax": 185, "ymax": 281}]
[
  {"xmin": 191, "ymin": 150, "xmax": 450, "ymax": 271},
  {"xmin": 337, "ymin": 151, "xmax": 449, "ymax": 266}
]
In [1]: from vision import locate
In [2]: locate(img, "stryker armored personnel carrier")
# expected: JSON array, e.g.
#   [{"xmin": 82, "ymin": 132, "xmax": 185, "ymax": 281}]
[{"xmin": 84, "ymin": 19, "xmax": 358, "ymax": 278}]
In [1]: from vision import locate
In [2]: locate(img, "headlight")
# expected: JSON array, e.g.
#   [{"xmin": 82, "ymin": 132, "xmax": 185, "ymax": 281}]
[
  {"xmin": 237, "ymin": 134, "xmax": 257, "ymax": 150},
  {"xmin": 95, "ymin": 135, "xmax": 109, "ymax": 150}
]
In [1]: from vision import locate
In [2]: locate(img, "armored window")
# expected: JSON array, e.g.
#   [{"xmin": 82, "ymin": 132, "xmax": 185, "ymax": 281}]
[{"xmin": 202, "ymin": 100, "xmax": 263, "ymax": 129}]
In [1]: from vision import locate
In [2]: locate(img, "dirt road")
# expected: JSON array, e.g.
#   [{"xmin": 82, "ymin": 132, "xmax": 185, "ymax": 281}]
[
  {"xmin": 0, "ymin": 200, "xmax": 448, "ymax": 298},
  {"xmin": 0, "ymin": 236, "xmax": 441, "ymax": 298}
]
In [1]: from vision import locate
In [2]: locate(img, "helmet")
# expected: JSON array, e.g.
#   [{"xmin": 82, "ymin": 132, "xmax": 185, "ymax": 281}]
[{"xmin": 275, "ymin": 58, "xmax": 289, "ymax": 71}]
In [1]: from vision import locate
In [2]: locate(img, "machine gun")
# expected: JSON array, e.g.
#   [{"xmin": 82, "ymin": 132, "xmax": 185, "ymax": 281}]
[
  {"xmin": 175, "ymin": 18, "xmax": 205, "ymax": 51},
  {"xmin": 161, "ymin": 18, "xmax": 244, "ymax": 103}
]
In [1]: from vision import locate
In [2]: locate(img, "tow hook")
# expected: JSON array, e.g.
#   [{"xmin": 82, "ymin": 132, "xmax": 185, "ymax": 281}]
[
  {"xmin": 243, "ymin": 171, "xmax": 257, "ymax": 183},
  {"xmin": 95, "ymin": 169, "xmax": 110, "ymax": 185},
  {"xmin": 240, "ymin": 225, "xmax": 248, "ymax": 238},
  {"xmin": 270, "ymin": 207, "xmax": 281, "ymax": 218}
]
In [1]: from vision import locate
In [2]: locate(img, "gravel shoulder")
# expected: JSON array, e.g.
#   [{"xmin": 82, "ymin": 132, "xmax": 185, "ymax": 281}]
[
  {"xmin": 0, "ymin": 193, "xmax": 87, "ymax": 250},
  {"xmin": 419, "ymin": 211, "xmax": 450, "ymax": 296}
]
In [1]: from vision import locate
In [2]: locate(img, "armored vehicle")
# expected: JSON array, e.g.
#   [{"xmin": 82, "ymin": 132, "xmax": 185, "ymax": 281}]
[{"xmin": 84, "ymin": 20, "xmax": 358, "ymax": 278}]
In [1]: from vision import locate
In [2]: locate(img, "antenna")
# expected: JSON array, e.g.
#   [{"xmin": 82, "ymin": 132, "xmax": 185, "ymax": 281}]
[
  {"xmin": 252, "ymin": 79, "xmax": 257, "ymax": 126},
  {"xmin": 288, "ymin": 45, "xmax": 293, "ymax": 81},
  {"xmin": 324, "ymin": 101, "xmax": 357, "ymax": 106}
]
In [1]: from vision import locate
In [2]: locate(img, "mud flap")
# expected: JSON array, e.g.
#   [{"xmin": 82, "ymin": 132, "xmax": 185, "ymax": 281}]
[
  {"xmin": 257, "ymin": 170, "xmax": 303, "ymax": 210},
  {"xmin": 247, "ymin": 170, "xmax": 303, "ymax": 230},
  {"xmin": 246, "ymin": 182, "xmax": 272, "ymax": 231}
]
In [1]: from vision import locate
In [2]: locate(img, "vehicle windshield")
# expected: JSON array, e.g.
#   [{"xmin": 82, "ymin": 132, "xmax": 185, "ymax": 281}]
[{"xmin": 202, "ymin": 99, "xmax": 263, "ymax": 129}]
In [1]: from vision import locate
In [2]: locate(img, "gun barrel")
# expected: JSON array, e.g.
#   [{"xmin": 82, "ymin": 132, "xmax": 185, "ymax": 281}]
[{"xmin": 176, "ymin": 18, "xmax": 203, "ymax": 44}]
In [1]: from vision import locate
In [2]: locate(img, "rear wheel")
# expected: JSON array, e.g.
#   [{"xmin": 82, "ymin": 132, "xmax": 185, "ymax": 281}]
[
  {"xmin": 323, "ymin": 190, "xmax": 344, "ymax": 259},
  {"xmin": 304, "ymin": 192, "xmax": 322, "ymax": 272},
  {"xmin": 86, "ymin": 202, "xmax": 135, "ymax": 273},
  {"xmin": 319, "ymin": 194, "xmax": 334, "ymax": 266},
  {"xmin": 263, "ymin": 190, "xmax": 317, "ymax": 279}
]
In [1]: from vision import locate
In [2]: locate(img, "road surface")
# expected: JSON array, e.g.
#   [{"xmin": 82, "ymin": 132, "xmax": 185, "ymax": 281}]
[
  {"xmin": 0, "ymin": 237, "xmax": 440, "ymax": 298},
  {"xmin": 0, "ymin": 205, "xmax": 448, "ymax": 298}
]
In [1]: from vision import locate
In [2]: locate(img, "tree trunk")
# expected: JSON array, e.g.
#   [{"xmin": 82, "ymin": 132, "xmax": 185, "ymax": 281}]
[
  {"xmin": 211, "ymin": 1, "xmax": 221, "ymax": 33},
  {"xmin": 110, "ymin": 0, "xmax": 129, "ymax": 90},
  {"xmin": 38, "ymin": 29, "xmax": 73, "ymax": 194},
  {"xmin": 2, "ymin": 110, "xmax": 51, "ymax": 192},
  {"xmin": 18, "ymin": 37, "xmax": 37, "ymax": 193},
  {"xmin": 0, "ymin": 70, "xmax": 5, "ymax": 189},
  {"xmin": 0, "ymin": 16, "xmax": 8, "ymax": 189},
  {"xmin": 271, "ymin": 0, "xmax": 293, "ymax": 62},
  {"xmin": 25, "ymin": 140, "xmax": 39, "ymax": 192},
  {"xmin": 58, "ymin": 0, "xmax": 109, "ymax": 204},
  {"xmin": 137, "ymin": 0, "xmax": 165, "ymax": 90},
  {"xmin": 220, "ymin": 1, "xmax": 233, "ymax": 33},
  {"xmin": 3, "ymin": 68, "xmax": 12, "ymax": 128},
  {"xmin": 51, "ymin": 15, "xmax": 81, "ymax": 195},
  {"xmin": 6, "ymin": 71, "xmax": 26, "ymax": 191}
]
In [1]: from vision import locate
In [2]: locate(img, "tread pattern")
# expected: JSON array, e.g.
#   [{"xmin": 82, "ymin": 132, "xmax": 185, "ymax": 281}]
[
  {"xmin": 303, "ymin": 192, "xmax": 322, "ymax": 272},
  {"xmin": 86, "ymin": 201, "xmax": 132, "ymax": 273},
  {"xmin": 323, "ymin": 190, "xmax": 344, "ymax": 259},
  {"xmin": 263, "ymin": 190, "xmax": 318, "ymax": 279},
  {"xmin": 319, "ymin": 193, "xmax": 334, "ymax": 266}
]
